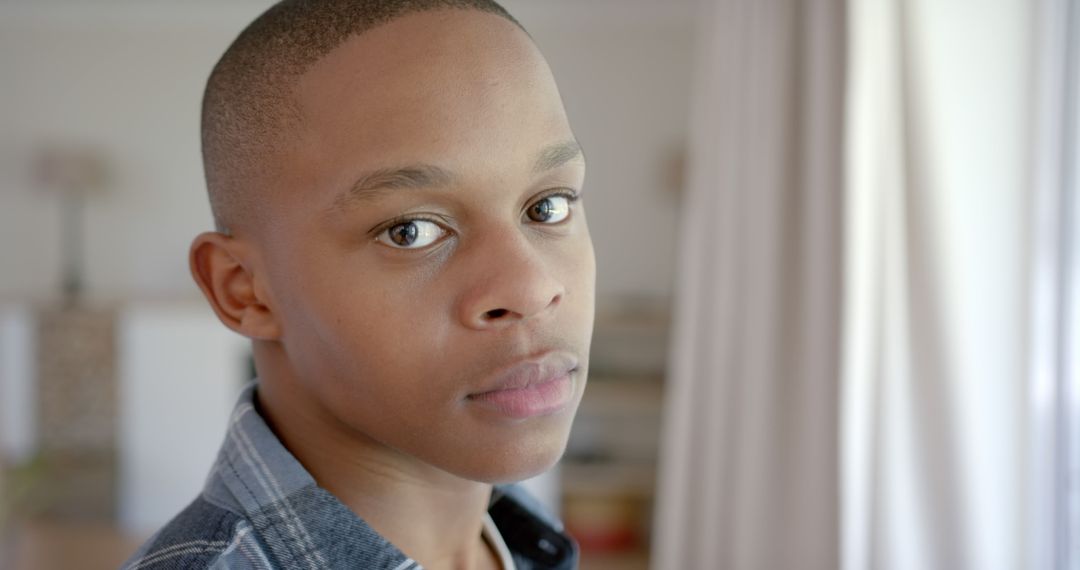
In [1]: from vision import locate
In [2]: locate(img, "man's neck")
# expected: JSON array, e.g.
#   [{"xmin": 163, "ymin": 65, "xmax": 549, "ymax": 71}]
[{"xmin": 256, "ymin": 377, "xmax": 501, "ymax": 570}]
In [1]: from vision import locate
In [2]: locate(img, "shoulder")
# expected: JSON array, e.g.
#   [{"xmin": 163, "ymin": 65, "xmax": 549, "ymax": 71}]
[{"xmin": 121, "ymin": 496, "xmax": 270, "ymax": 570}]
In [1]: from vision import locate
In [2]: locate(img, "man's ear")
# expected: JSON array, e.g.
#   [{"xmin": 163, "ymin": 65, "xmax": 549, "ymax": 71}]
[{"xmin": 189, "ymin": 231, "xmax": 281, "ymax": 341}]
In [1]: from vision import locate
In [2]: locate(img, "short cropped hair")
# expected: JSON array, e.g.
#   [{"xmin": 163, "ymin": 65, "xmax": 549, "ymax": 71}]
[{"xmin": 201, "ymin": 0, "xmax": 521, "ymax": 234}]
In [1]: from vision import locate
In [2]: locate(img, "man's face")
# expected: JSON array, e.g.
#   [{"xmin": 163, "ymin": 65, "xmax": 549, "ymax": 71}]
[{"xmin": 252, "ymin": 10, "xmax": 595, "ymax": 482}]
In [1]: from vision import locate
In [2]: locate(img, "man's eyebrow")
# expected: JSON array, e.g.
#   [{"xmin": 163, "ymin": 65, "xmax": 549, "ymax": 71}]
[
  {"xmin": 330, "ymin": 139, "xmax": 584, "ymax": 213},
  {"xmin": 330, "ymin": 164, "xmax": 455, "ymax": 211},
  {"xmin": 533, "ymin": 139, "xmax": 584, "ymax": 173}
]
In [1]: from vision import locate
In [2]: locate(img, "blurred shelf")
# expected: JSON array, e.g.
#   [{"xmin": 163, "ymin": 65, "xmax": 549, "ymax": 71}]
[
  {"xmin": 561, "ymin": 460, "xmax": 656, "ymax": 498},
  {"xmin": 579, "ymin": 549, "xmax": 650, "ymax": 570},
  {"xmin": 567, "ymin": 299, "xmax": 669, "ymax": 566},
  {"xmin": 579, "ymin": 375, "xmax": 664, "ymax": 416},
  {"xmin": 5, "ymin": 518, "xmax": 144, "ymax": 570},
  {"xmin": 590, "ymin": 296, "xmax": 670, "ymax": 377},
  {"xmin": 568, "ymin": 376, "xmax": 664, "ymax": 465},
  {"xmin": 564, "ymin": 373, "xmax": 664, "ymax": 564}
]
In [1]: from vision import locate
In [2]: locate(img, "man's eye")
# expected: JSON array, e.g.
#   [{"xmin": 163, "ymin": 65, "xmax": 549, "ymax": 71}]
[
  {"xmin": 375, "ymin": 220, "xmax": 446, "ymax": 249},
  {"xmin": 525, "ymin": 195, "xmax": 572, "ymax": 224}
]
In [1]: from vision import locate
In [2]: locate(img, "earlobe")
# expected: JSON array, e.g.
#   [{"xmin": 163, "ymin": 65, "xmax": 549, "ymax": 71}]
[{"xmin": 189, "ymin": 231, "xmax": 282, "ymax": 341}]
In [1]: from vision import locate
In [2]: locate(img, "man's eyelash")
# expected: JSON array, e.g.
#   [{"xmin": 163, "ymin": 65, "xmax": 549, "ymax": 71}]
[
  {"xmin": 537, "ymin": 189, "xmax": 581, "ymax": 205},
  {"xmin": 369, "ymin": 214, "xmax": 445, "ymax": 237}
]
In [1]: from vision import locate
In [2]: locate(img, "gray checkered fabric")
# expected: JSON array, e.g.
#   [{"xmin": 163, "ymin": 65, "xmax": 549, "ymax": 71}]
[{"xmin": 121, "ymin": 382, "xmax": 578, "ymax": 569}]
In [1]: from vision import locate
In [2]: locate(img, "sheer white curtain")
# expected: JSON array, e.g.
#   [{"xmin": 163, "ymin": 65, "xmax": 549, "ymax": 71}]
[
  {"xmin": 843, "ymin": 1, "xmax": 1034, "ymax": 569},
  {"xmin": 654, "ymin": 0, "xmax": 1063, "ymax": 569},
  {"xmin": 651, "ymin": 1, "xmax": 845, "ymax": 568}
]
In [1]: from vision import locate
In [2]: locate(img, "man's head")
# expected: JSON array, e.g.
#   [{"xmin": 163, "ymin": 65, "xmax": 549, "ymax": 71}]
[{"xmin": 190, "ymin": 0, "xmax": 595, "ymax": 483}]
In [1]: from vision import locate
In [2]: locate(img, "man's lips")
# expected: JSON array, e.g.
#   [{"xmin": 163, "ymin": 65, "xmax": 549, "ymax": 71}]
[{"xmin": 467, "ymin": 352, "xmax": 579, "ymax": 419}]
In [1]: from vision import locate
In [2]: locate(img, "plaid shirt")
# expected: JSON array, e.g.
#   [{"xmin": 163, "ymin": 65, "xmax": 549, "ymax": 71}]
[{"xmin": 122, "ymin": 382, "xmax": 578, "ymax": 569}]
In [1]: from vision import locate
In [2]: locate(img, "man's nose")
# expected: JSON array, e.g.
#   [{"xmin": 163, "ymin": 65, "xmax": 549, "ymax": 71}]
[{"xmin": 457, "ymin": 230, "xmax": 566, "ymax": 331}]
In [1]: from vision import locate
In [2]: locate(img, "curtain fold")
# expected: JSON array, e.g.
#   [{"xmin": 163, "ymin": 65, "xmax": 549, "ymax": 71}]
[
  {"xmin": 652, "ymin": 1, "xmax": 845, "ymax": 568},
  {"xmin": 1027, "ymin": 0, "xmax": 1080, "ymax": 568}
]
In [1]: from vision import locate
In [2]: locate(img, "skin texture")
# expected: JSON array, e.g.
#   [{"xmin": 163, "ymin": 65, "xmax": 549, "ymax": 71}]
[{"xmin": 189, "ymin": 9, "xmax": 594, "ymax": 570}]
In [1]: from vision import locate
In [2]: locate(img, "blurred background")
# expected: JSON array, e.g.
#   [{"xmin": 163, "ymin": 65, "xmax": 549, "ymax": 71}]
[{"xmin": 0, "ymin": 1, "xmax": 1077, "ymax": 570}]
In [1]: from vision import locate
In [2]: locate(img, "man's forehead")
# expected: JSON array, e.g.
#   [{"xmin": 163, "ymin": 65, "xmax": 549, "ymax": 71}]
[
  {"xmin": 290, "ymin": 9, "xmax": 554, "ymax": 146},
  {"xmin": 281, "ymin": 8, "xmax": 573, "ymax": 205},
  {"xmin": 296, "ymin": 8, "xmax": 538, "ymax": 95}
]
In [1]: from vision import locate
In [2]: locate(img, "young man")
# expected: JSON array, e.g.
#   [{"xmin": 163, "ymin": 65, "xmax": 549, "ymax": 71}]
[{"xmin": 122, "ymin": 1, "xmax": 594, "ymax": 568}]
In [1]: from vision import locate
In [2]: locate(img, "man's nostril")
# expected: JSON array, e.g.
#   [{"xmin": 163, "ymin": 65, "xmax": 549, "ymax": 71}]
[{"xmin": 485, "ymin": 309, "xmax": 509, "ymax": 319}]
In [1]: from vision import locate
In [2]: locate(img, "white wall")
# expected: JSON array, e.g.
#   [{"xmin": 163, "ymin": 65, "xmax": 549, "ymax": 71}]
[
  {"xmin": 0, "ymin": 305, "xmax": 36, "ymax": 464},
  {"xmin": 0, "ymin": 5, "xmax": 254, "ymax": 302},
  {"xmin": 0, "ymin": 0, "xmax": 696, "ymax": 304},
  {"xmin": 118, "ymin": 301, "xmax": 249, "ymax": 534}
]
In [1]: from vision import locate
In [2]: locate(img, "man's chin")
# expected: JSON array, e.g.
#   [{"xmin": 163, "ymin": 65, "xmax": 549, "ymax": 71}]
[
  {"xmin": 486, "ymin": 455, "xmax": 565, "ymax": 485},
  {"xmin": 445, "ymin": 435, "xmax": 571, "ymax": 485}
]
